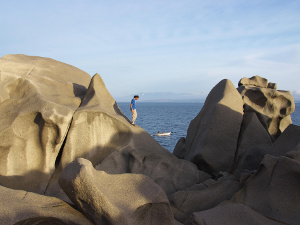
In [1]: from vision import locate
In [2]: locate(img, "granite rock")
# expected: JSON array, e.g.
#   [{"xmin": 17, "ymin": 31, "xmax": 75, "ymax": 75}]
[
  {"xmin": 174, "ymin": 79, "xmax": 244, "ymax": 174},
  {"xmin": 237, "ymin": 77, "xmax": 295, "ymax": 139},
  {"xmin": 59, "ymin": 158, "xmax": 175, "ymax": 225},
  {"xmin": 0, "ymin": 184, "xmax": 92, "ymax": 225},
  {"xmin": 0, "ymin": 54, "xmax": 91, "ymax": 193}
]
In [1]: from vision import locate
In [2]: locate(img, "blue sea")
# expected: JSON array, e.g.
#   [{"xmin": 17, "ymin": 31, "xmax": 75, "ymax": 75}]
[{"xmin": 118, "ymin": 102, "xmax": 300, "ymax": 152}]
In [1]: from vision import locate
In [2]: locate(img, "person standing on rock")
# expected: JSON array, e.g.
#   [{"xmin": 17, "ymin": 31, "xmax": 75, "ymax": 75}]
[{"xmin": 130, "ymin": 95, "xmax": 139, "ymax": 125}]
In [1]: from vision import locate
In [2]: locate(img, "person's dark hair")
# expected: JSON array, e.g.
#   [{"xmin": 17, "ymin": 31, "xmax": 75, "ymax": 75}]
[{"xmin": 134, "ymin": 95, "xmax": 139, "ymax": 98}]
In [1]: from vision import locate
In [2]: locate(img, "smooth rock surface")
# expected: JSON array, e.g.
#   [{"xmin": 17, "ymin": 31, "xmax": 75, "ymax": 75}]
[
  {"xmin": 169, "ymin": 178, "xmax": 240, "ymax": 223},
  {"xmin": 0, "ymin": 54, "xmax": 91, "ymax": 193},
  {"xmin": 176, "ymin": 79, "xmax": 244, "ymax": 174},
  {"xmin": 186, "ymin": 202, "xmax": 285, "ymax": 225},
  {"xmin": 0, "ymin": 185, "xmax": 92, "ymax": 225},
  {"xmin": 269, "ymin": 124, "xmax": 300, "ymax": 159},
  {"xmin": 233, "ymin": 112, "xmax": 273, "ymax": 171},
  {"xmin": 59, "ymin": 158, "xmax": 175, "ymax": 225},
  {"xmin": 47, "ymin": 73, "xmax": 202, "ymax": 200},
  {"xmin": 234, "ymin": 155, "xmax": 300, "ymax": 225}
]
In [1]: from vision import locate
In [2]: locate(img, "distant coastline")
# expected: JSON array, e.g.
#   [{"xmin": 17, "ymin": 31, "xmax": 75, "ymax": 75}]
[{"xmin": 116, "ymin": 91, "xmax": 300, "ymax": 104}]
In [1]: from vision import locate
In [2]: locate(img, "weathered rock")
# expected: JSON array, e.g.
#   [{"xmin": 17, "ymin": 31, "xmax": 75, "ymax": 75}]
[
  {"xmin": 0, "ymin": 54, "xmax": 91, "ymax": 193},
  {"xmin": 234, "ymin": 155, "xmax": 300, "ymax": 225},
  {"xmin": 94, "ymin": 148, "xmax": 208, "ymax": 196},
  {"xmin": 267, "ymin": 82, "xmax": 277, "ymax": 89},
  {"xmin": 177, "ymin": 79, "xmax": 244, "ymax": 174},
  {"xmin": 238, "ymin": 75, "xmax": 268, "ymax": 88},
  {"xmin": 269, "ymin": 124, "xmax": 300, "ymax": 160},
  {"xmin": 59, "ymin": 158, "xmax": 175, "ymax": 225},
  {"xmin": 173, "ymin": 137, "xmax": 186, "ymax": 159},
  {"xmin": 186, "ymin": 202, "xmax": 285, "ymax": 225},
  {"xmin": 237, "ymin": 83, "xmax": 295, "ymax": 139},
  {"xmin": 0, "ymin": 185, "xmax": 92, "ymax": 225},
  {"xmin": 169, "ymin": 178, "xmax": 240, "ymax": 223},
  {"xmin": 233, "ymin": 112, "xmax": 273, "ymax": 171},
  {"xmin": 46, "ymin": 73, "xmax": 202, "ymax": 200}
]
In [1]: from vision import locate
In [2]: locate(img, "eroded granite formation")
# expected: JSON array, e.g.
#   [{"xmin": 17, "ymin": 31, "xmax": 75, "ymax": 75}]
[{"xmin": 0, "ymin": 55, "xmax": 299, "ymax": 225}]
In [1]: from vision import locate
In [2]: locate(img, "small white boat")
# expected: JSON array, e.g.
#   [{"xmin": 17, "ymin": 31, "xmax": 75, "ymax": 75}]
[{"xmin": 156, "ymin": 132, "xmax": 171, "ymax": 136}]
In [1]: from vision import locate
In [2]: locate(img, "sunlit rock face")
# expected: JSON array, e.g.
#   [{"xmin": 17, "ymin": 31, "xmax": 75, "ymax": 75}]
[
  {"xmin": 237, "ymin": 75, "xmax": 295, "ymax": 139},
  {"xmin": 0, "ymin": 54, "xmax": 201, "ymax": 204},
  {"xmin": 174, "ymin": 79, "xmax": 244, "ymax": 174},
  {"xmin": 1, "ymin": 55, "xmax": 299, "ymax": 225},
  {"xmin": 59, "ymin": 158, "xmax": 175, "ymax": 225},
  {"xmin": 45, "ymin": 73, "xmax": 202, "ymax": 200},
  {"xmin": 174, "ymin": 75, "xmax": 296, "ymax": 174},
  {"xmin": 0, "ymin": 54, "xmax": 91, "ymax": 193}
]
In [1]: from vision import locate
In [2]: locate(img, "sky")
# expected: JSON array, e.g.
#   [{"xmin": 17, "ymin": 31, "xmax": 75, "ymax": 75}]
[{"xmin": 1, "ymin": 0, "xmax": 300, "ymax": 101}]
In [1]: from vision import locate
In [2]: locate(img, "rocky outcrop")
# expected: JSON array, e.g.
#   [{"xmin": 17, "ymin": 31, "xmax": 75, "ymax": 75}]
[
  {"xmin": 234, "ymin": 155, "xmax": 300, "ymax": 225},
  {"xmin": 59, "ymin": 158, "xmax": 175, "ymax": 225},
  {"xmin": 0, "ymin": 184, "xmax": 92, "ymax": 225},
  {"xmin": 174, "ymin": 75, "xmax": 296, "ymax": 174},
  {"xmin": 174, "ymin": 79, "xmax": 244, "ymax": 174},
  {"xmin": 238, "ymin": 75, "xmax": 295, "ymax": 139},
  {"xmin": 0, "ymin": 54, "xmax": 91, "ymax": 194},
  {"xmin": 45, "ymin": 72, "xmax": 202, "ymax": 201},
  {"xmin": 0, "ymin": 55, "xmax": 299, "ymax": 225}
]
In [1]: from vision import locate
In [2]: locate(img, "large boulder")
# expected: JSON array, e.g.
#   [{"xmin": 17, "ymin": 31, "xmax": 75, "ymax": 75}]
[
  {"xmin": 233, "ymin": 112, "xmax": 273, "ymax": 171},
  {"xmin": 169, "ymin": 176, "xmax": 240, "ymax": 223},
  {"xmin": 237, "ymin": 75, "xmax": 295, "ymax": 139},
  {"xmin": 0, "ymin": 185, "xmax": 93, "ymax": 225},
  {"xmin": 46, "ymin": 73, "xmax": 202, "ymax": 200},
  {"xmin": 233, "ymin": 155, "xmax": 300, "ymax": 225},
  {"xmin": 174, "ymin": 79, "xmax": 244, "ymax": 174},
  {"xmin": 186, "ymin": 202, "xmax": 285, "ymax": 225},
  {"xmin": 269, "ymin": 124, "xmax": 300, "ymax": 159},
  {"xmin": 59, "ymin": 158, "xmax": 175, "ymax": 225},
  {"xmin": 95, "ymin": 148, "xmax": 209, "ymax": 196},
  {"xmin": 0, "ymin": 54, "xmax": 91, "ymax": 193}
]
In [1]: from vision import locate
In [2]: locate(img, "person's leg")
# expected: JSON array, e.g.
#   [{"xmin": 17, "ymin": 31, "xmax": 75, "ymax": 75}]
[{"xmin": 131, "ymin": 109, "xmax": 137, "ymax": 124}]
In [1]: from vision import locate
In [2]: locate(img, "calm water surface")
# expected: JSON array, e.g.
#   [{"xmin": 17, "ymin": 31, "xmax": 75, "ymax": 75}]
[{"xmin": 118, "ymin": 102, "xmax": 300, "ymax": 152}]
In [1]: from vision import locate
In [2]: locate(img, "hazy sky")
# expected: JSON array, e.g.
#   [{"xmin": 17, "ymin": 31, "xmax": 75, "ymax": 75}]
[{"xmin": 1, "ymin": 0, "xmax": 299, "ymax": 99}]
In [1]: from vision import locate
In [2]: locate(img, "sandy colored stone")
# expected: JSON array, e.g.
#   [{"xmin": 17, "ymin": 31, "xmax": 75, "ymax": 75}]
[
  {"xmin": 59, "ymin": 158, "xmax": 175, "ymax": 225},
  {"xmin": 46, "ymin": 73, "xmax": 202, "ymax": 200},
  {"xmin": 179, "ymin": 79, "xmax": 244, "ymax": 174},
  {"xmin": 238, "ymin": 75, "xmax": 268, "ymax": 88},
  {"xmin": 267, "ymin": 82, "xmax": 277, "ymax": 89},
  {"xmin": 0, "ymin": 185, "xmax": 92, "ymax": 225},
  {"xmin": 237, "ymin": 84, "xmax": 295, "ymax": 139},
  {"xmin": 0, "ymin": 54, "xmax": 91, "ymax": 193},
  {"xmin": 95, "ymin": 148, "xmax": 210, "ymax": 196},
  {"xmin": 234, "ymin": 155, "xmax": 300, "ymax": 224}
]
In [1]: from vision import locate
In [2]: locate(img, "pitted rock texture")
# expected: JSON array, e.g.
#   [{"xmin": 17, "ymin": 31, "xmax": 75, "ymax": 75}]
[
  {"xmin": 238, "ymin": 75, "xmax": 268, "ymax": 88},
  {"xmin": 237, "ymin": 75, "xmax": 295, "ymax": 139}
]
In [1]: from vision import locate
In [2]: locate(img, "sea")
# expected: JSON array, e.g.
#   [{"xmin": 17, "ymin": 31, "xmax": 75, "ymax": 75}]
[{"xmin": 118, "ymin": 102, "xmax": 300, "ymax": 153}]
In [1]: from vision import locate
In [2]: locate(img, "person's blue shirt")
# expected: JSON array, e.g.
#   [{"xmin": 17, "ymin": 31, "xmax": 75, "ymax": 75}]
[{"xmin": 131, "ymin": 98, "xmax": 136, "ymax": 110}]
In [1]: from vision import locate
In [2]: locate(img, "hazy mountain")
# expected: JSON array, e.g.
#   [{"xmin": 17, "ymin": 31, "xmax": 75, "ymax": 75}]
[{"xmin": 115, "ymin": 90, "xmax": 300, "ymax": 103}]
